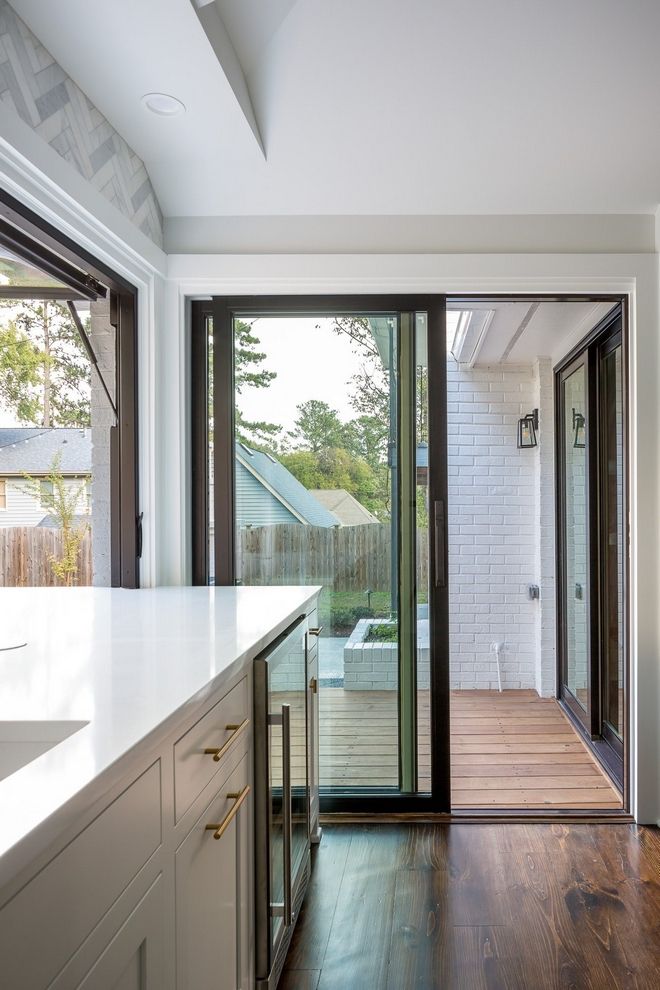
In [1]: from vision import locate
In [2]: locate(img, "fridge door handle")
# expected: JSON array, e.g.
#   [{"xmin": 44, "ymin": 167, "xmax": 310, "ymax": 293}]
[{"xmin": 282, "ymin": 703, "xmax": 293, "ymax": 927}]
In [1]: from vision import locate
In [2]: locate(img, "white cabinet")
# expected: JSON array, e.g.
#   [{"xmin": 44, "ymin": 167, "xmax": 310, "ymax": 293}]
[
  {"xmin": 0, "ymin": 762, "xmax": 162, "ymax": 990},
  {"xmin": 54, "ymin": 876, "xmax": 166, "ymax": 990},
  {"xmin": 0, "ymin": 594, "xmax": 320, "ymax": 990},
  {"xmin": 176, "ymin": 753, "xmax": 251, "ymax": 990}
]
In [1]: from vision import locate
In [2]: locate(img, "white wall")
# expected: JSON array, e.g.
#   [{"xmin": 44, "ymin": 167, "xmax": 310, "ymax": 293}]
[
  {"xmin": 535, "ymin": 358, "xmax": 556, "ymax": 698},
  {"xmin": 447, "ymin": 361, "xmax": 539, "ymax": 691}
]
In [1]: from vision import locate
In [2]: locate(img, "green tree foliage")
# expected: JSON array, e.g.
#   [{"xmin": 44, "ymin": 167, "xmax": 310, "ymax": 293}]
[
  {"xmin": 22, "ymin": 454, "xmax": 89, "ymax": 586},
  {"xmin": 0, "ymin": 300, "xmax": 90, "ymax": 426},
  {"xmin": 332, "ymin": 316, "xmax": 391, "ymax": 424},
  {"xmin": 0, "ymin": 321, "xmax": 43, "ymax": 423},
  {"xmin": 280, "ymin": 447, "xmax": 380, "ymax": 516},
  {"xmin": 233, "ymin": 319, "xmax": 281, "ymax": 446},
  {"xmin": 285, "ymin": 399, "xmax": 345, "ymax": 453}
]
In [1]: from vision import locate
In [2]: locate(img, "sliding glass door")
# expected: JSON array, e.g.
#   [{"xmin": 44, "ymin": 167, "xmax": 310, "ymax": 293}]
[
  {"xmin": 191, "ymin": 296, "xmax": 449, "ymax": 812},
  {"xmin": 556, "ymin": 306, "xmax": 626, "ymax": 787},
  {"xmin": 558, "ymin": 358, "xmax": 591, "ymax": 730}
]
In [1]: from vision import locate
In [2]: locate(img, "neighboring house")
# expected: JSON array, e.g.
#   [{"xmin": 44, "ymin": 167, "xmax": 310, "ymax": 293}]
[
  {"xmin": 310, "ymin": 489, "xmax": 380, "ymax": 526},
  {"xmin": 234, "ymin": 443, "xmax": 338, "ymax": 528},
  {"xmin": 0, "ymin": 428, "xmax": 91, "ymax": 527}
]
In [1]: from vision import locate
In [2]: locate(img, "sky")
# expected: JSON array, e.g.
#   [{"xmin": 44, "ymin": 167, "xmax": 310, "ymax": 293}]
[
  {"xmin": 237, "ymin": 313, "xmax": 460, "ymax": 442},
  {"xmin": 236, "ymin": 317, "xmax": 370, "ymax": 436}
]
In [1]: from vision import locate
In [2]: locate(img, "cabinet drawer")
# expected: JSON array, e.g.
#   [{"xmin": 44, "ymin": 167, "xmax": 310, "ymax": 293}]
[
  {"xmin": 0, "ymin": 761, "xmax": 161, "ymax": 990},
  {"xmin": 174, "ymin": 676, "xmax": 249, "ymax": 822},
  {"xmin": 176, "ymin": 754, "xmax": 251, "ymax": 990}
]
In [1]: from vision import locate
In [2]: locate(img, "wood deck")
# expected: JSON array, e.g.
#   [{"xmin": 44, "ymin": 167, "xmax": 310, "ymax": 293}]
[{"xmin": 318, "ymin": 688, "xmax": 621, "ymax": 809}]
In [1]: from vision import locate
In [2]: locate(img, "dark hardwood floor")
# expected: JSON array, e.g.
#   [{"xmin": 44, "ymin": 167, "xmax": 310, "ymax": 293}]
[{"xmin": 281, "ymin": 823, "xmax": 660, "ymax": 990}]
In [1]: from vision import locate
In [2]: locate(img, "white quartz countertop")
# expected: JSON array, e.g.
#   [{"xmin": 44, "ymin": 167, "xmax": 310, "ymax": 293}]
[{"xmin": 0, "ymin": 585, "xmax": 318, "ymax": 887}]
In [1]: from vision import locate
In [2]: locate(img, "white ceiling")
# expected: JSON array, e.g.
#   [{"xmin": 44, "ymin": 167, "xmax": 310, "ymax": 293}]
[
  {"xmin": 11, "ymin": 0, "xmax": 660, "ymax": 218},
  {"xmin": 448, "ymin": 300, "xmax": 616, "ymax": 367}
]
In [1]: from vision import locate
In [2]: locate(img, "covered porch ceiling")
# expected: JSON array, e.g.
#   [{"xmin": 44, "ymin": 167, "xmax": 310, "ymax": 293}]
[{"xmin": 447, "ymin": 299, "xmax": 617, "ymax": 367}]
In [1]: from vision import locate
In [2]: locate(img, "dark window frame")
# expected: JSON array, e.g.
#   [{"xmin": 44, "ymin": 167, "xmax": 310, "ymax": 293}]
[
  {"xmin": 555, "ymin": 301, "xmax": 628, "ymax": 797},
  {"xmin": 0, "ymin": 188, "xmax": 140, "ymax": 588},
  {"xmin": 190, "ymin": 294, "xmax": 451, "ymax": 814},
  {"xmin": 191, "ymin": 292, "xmax": 632, "ymax": 821}
]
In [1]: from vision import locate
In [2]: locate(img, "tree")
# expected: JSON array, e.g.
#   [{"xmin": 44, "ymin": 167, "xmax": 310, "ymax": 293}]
[
  {"xmin": 332, "ymin": 316, "xmax": 391, "ymax": 425},
  {"xmin": 280, "ymin": 446, "xmax": 381, "ymax": 516},
  {"xmin": 341, "ymin": 414, "xmax": 390, "ymax": 471},
  {"xmin": 23, "ymin": 454, "xmax": 89, "ymax": 586},
  {"xmin": 285, "ymin": 399, "xmax": 345, "ymax": 453},
  {"xmin": 0, "ymin": 321, "xmax": 43, "ymax": 423},
  {"xmin": 0, "ymin": 300, "xmax": 90, "ymax": 426},
  {"xmin": 233, "ymin": 319, "xmax": 281, "ymax": 446}
]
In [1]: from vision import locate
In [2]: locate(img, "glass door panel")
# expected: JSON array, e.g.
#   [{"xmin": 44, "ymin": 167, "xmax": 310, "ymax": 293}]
[
  {"xmin": 561, "ymin": 363, "xmax": 590, "ymax": 722},
  {"xmin": 415, "ymin": 314, "xmax": 431, "ymax": 793},
  {"xmin": 232, "ymin": 313, "xmax": 400, "ymax": 794},
  {"xmin": 556, "ymin": 306, "xmax": 626, "ymax": 792},
  {"xmin": 600, "ymin": 342, "xmax": 624, "ymax": 750},
  {"xmin": 191, "ymin": 296, "xmax": 449, "ymax": 811}
]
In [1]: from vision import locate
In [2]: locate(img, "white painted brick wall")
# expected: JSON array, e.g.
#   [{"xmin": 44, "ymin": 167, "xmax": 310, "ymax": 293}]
[
  {"xmin": 448, "ymin": 360, "xmax": 545, "ymax": 691},
  {"xmin": 89, "ymin": 298, "xmax": 116, "ymax": 586},
  {"xmin": 535, "ymin": 358, "xmax": 556, "ymax": 697}
]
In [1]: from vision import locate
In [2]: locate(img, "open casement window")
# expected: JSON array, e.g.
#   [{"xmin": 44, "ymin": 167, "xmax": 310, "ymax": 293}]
[{"xmin": 0, "ymin": 189, "xmax": 139, "ymax": 588}]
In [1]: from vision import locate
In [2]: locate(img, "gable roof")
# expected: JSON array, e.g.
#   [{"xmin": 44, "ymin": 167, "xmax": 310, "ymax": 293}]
[
  {"xmin": 235, "ymin": 442, "xmax": 338, "ymax": 528},
  {"xmin": 310, "ymin": 489, "xmax": 380, "ymax": 526},
  {"xmin": 0, "ymin": 428, "xmax": 92, "ymax": 475}
]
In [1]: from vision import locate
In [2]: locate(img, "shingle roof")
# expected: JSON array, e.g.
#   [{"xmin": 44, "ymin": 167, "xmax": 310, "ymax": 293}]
[
  {"xmin": 0, "ymin": 428, "xmax": 91, "ymax": 475},
  {"xmin": 236, "ymin": 443, "xmax": 338, "ymax": 527},
  {"xmin": 310, "ymin": 489, "xmax": 380, "ymax": 526}
]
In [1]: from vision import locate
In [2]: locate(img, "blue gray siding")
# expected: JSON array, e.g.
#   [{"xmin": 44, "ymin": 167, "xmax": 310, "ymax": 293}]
[{"xmin": 235, "ymin": 460, "xmax": 299, "ymax": 527}]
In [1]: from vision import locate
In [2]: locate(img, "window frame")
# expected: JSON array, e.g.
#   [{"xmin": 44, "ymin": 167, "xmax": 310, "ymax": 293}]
[{"xmin": 0, "ymin": 188, "xmax": 140, "ymax": 587}]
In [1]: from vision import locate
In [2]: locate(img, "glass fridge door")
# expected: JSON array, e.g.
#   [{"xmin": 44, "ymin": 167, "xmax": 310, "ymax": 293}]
[{"xmin": 268, "ymin": 620, "xmax": 308, "ymax": 948}]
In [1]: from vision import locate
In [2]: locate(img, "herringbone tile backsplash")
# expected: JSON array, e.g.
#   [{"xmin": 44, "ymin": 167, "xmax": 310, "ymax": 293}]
[{"xmin": 0, "ymin": 0, "xmax": 163, "ymax": 247}]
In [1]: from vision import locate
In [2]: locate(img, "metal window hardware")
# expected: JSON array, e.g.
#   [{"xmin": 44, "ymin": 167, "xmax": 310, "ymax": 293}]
[
  {"xmin": 308, "ymin": 626, "xmax": 323, "ymax": 637},
  {"xmin": 205, "ymin": 785, "xmax": 250, "ymax": 840},
  {"xmin": 204, "ymin": 717, "xmax": 250, "ymax": 761},
  {"xmin": 309, "ymin": 677, "xmax": 318, "ymax": 694}
]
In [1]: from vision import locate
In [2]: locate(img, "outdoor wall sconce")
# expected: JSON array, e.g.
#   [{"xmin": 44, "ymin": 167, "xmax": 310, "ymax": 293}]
[
  {"xmin": 572, "ymin": 408, "xmax": 586, "ymax": 448},
  {"xmin": 517, "ymin": 409, "xmax": 539, "ymax": 448}
]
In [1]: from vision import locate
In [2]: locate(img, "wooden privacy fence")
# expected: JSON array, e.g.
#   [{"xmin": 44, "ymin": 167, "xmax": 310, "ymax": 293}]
[
  {"xmin": 238, "ymin": 523, "xmax": 429, "ymax": 592},
  {"xmin": 0, "ymin": 527, "xmax": 92, "ymax": 587}
]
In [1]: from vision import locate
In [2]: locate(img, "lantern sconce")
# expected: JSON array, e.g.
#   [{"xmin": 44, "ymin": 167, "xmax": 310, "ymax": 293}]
[
  {"xmin": 517, "ymin": 408, "xmax": 539, "ymax": 449},
  {"xmin": 572, "ymin": 408, "xmax": 586, "ymax": 448}
]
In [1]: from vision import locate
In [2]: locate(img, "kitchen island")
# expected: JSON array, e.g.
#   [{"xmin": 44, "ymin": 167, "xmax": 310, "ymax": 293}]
[{"xmin": 0, "ymin": 584, "xmax": 319, "ymax": 990}]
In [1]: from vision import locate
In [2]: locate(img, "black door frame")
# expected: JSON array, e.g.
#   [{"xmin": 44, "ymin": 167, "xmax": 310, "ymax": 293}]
[
  {"xmin": 555, "ymin": 302, "xmax": 628, "ymax": 794},
  {"xmin": 190, "ymin": 294, "xmax": 451, "ymax": 814},
  {"xmin": 0, "ymin": 188, "xmax": 140, "ymax": 587}
]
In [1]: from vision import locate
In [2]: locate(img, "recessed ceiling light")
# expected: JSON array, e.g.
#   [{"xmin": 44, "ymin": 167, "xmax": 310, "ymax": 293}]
[{"xmin": 141, "ymin": 93, "xmax": 186, "ymax": 117}]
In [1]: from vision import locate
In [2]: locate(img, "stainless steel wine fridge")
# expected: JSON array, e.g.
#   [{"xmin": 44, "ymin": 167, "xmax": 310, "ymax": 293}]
[{"xmin": 254, "ymin": 616, "xmax": 310, "ymax": 990}]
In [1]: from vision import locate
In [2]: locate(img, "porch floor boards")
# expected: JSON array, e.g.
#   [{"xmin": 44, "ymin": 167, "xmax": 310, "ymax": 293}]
[{"xmin": 318, "ymin": 688, "xmax": 622, "ymax": 809}]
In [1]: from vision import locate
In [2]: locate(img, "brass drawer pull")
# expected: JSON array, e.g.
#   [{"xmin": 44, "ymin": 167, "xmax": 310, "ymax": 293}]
[
  {"xmin": 205, "ymin": 785, "xmax": 250, "ymax": 840},
  {"xmin": 308, "ymin": 626, "xmax": 323, "ymax": 637},
  {"xmin": 204, "ymin": 717, "xmax": 250, "ymax": 762}
]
